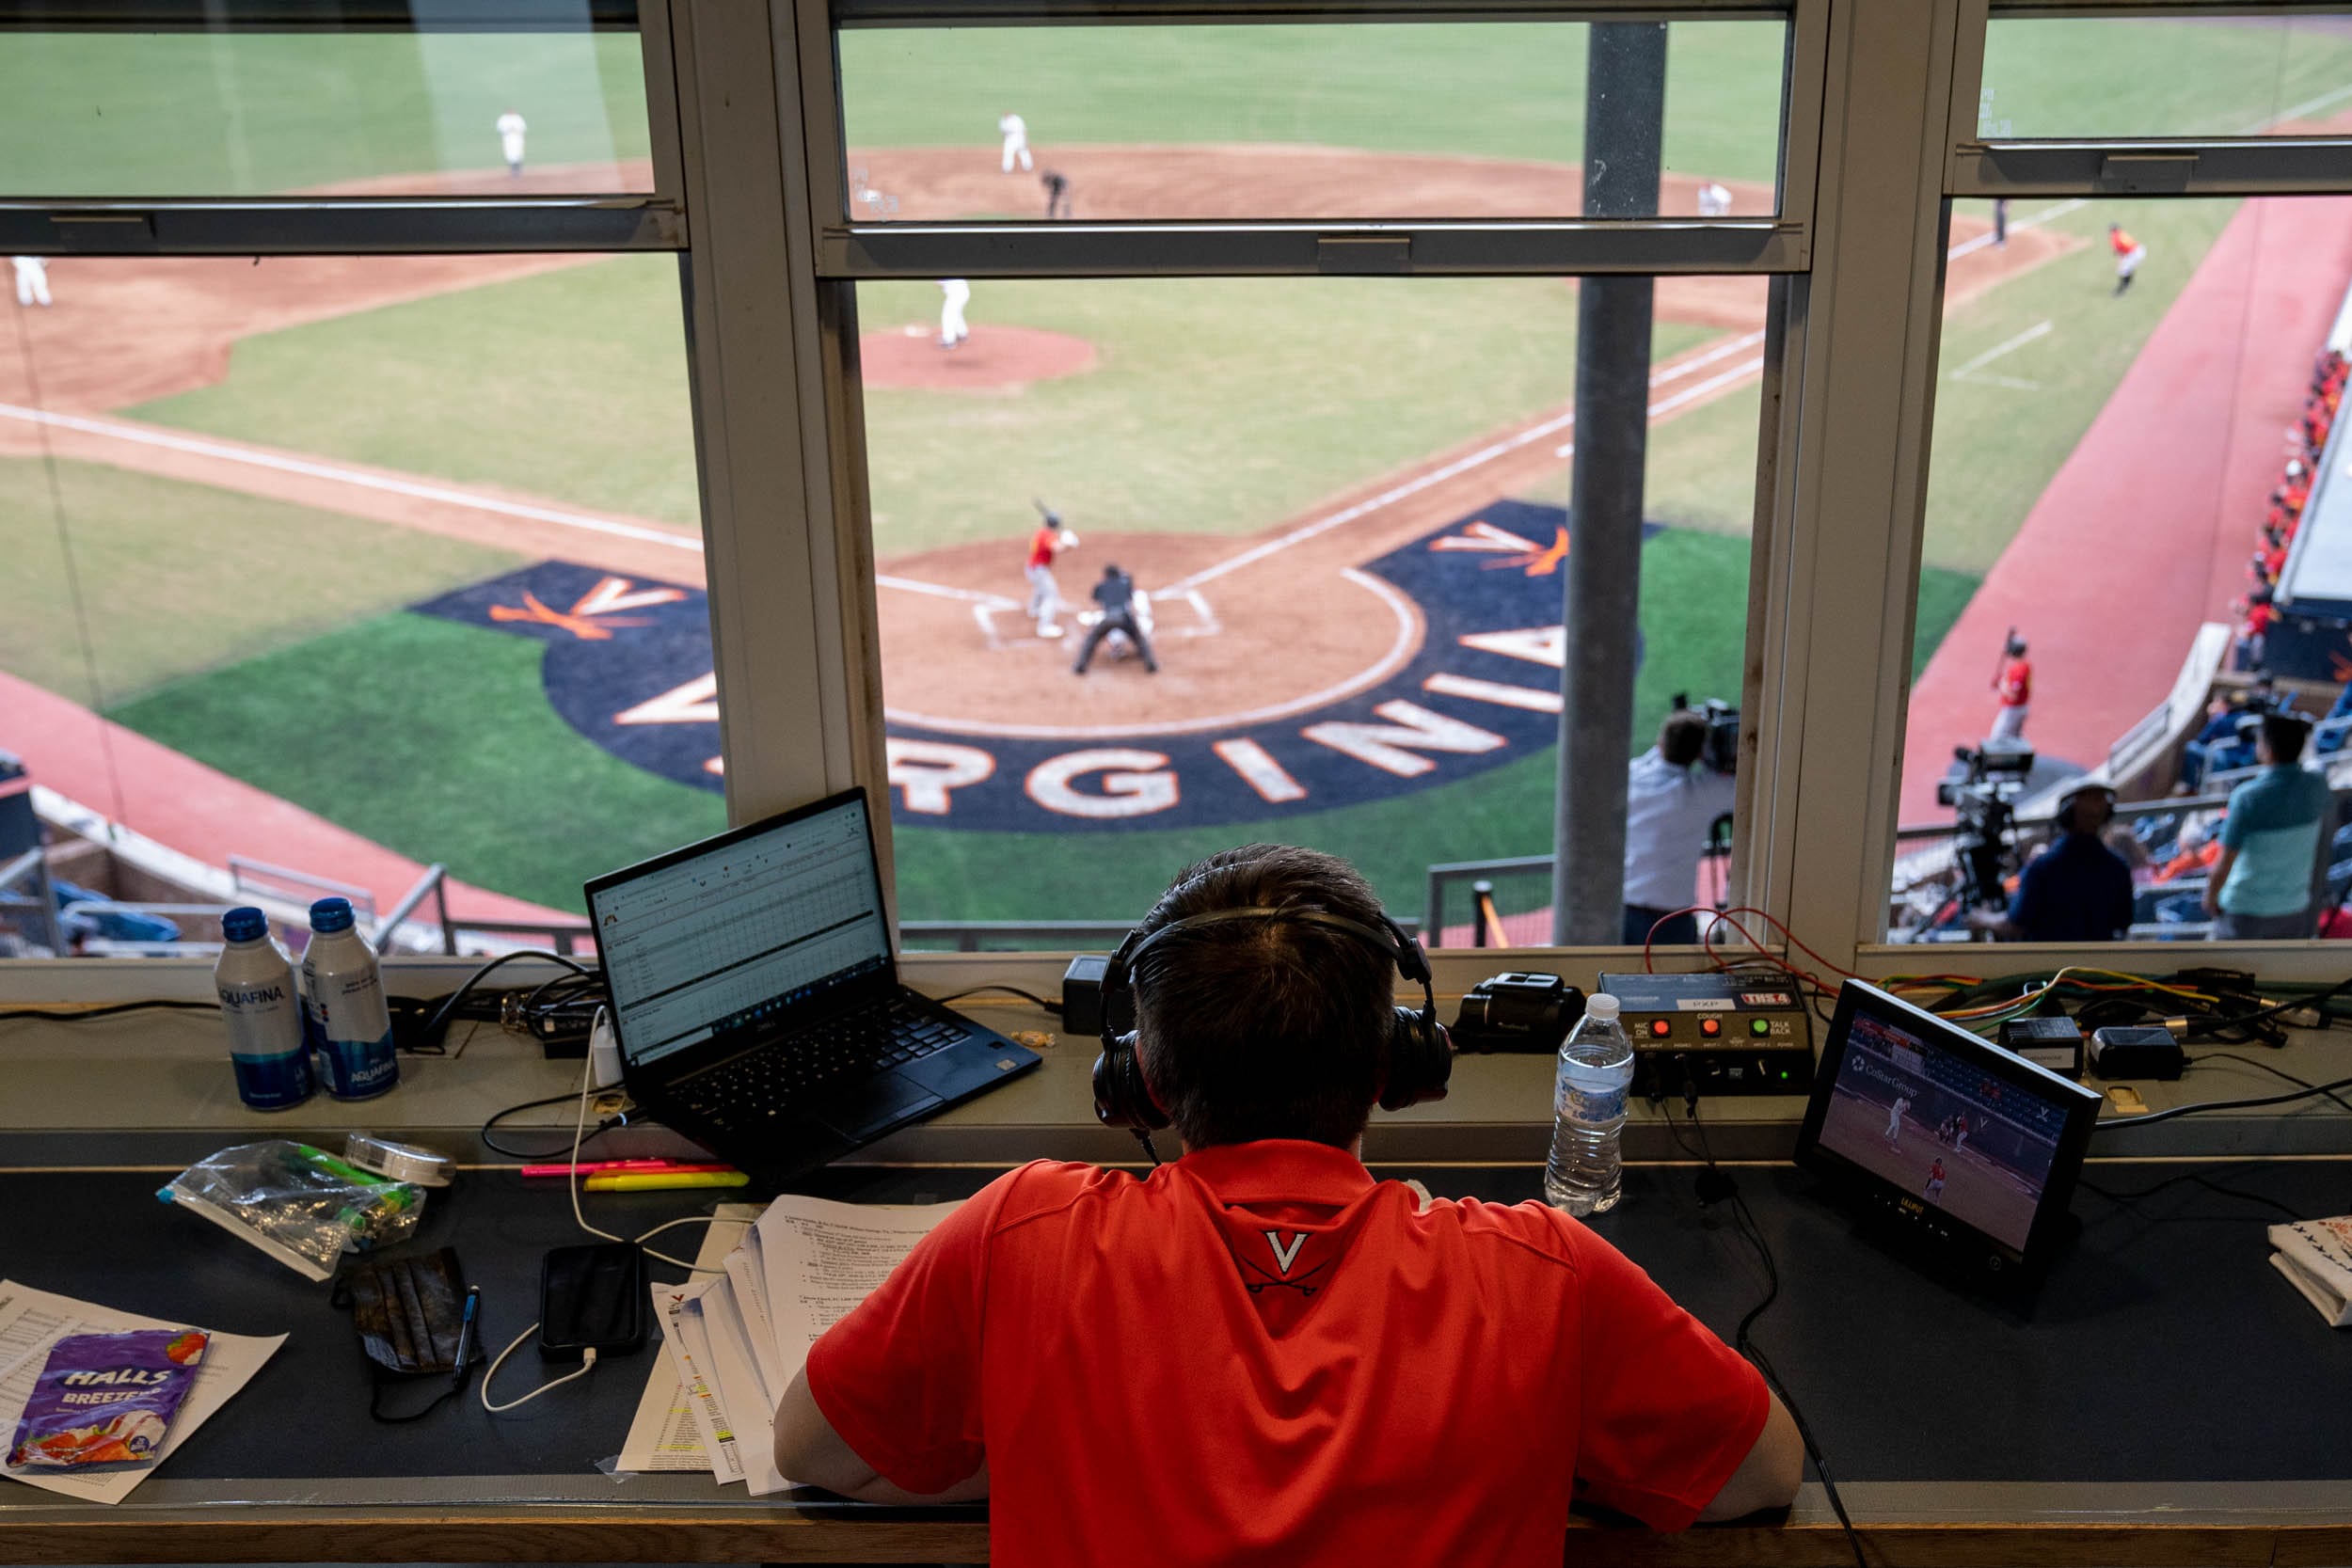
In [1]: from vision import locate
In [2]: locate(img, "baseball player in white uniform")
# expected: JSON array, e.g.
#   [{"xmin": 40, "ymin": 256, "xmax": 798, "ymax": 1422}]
[
  {"xmin": 1884, "ymin": 1094, "xmax": 1910, "ymax": 1146},
  {"xmin": 998, "ymin": 112, "xmax": 1032, "ymax": 173},
  {"xmin": 497, "ymin": 110, "xmax": 528, "ymax": 177},
  {"xmin": 11, "ymin": 257, "xmax": 51, "ymax": 308},
  {"xmin": 938, "ymin": 278, "xmax": 971, "ymax": 349},
  {"xmin": 1696, "ymin": 182, "xmax": 1733, "ymax": 217}
]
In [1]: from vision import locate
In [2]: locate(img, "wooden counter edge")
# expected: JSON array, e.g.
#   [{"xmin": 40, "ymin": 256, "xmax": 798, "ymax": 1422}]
[{"xmin": 0, "ymin": 1512, "xmax": 2318, "ymax": 1565}]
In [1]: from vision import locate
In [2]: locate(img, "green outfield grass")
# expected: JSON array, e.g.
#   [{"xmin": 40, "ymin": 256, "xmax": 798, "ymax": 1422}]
[
  {"xmin": 0, "ymin": 31, "xmax": 648, "ymax": 195},
  {"xmin": 107, "ymin": 614, "xmax": 724, "ymax": 913},
  {"xmin": 1924, "ymin": 198, "xmax": 2239, "ymax": 575},
  {"xmin": 1980, "ymin": 20, "xmax": 2352, "ymax": 140},
  {"xmin": 134, "ymin": 257, "xmax": 702, "ymax": 531},
  {"xmin": 0, "ymin": 457, "xmax": 517, "ymax": 710},
  {"xmin": 858, "ymin": 277, "xmax": 1716, "ymax": 556},
  {"xmin": 841, "ymin": 21, "xmax": 1788, "ymax": 185}
]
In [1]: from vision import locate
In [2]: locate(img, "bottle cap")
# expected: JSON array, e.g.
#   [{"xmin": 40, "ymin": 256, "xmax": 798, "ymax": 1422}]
[
  {"xmin": 1586, "ymin": 993, "xmax": 1620, "ymax": 1020},
  {"xmin": 309, "ymin": 896, "xmax": 356, "ymax": 934},
  {"xmin": 221, "ymin": 907, "xmax": 268, "ymax": 943}
]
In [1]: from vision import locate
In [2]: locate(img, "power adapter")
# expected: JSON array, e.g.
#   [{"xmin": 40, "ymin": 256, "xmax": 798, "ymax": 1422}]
[
  {"xmin": 2089, "ymin": 1025, "xmax": 2185, "ymax": 1082},
  {"xmin": 1061, "ymin": 955, "xmax": 1132, "ymax": 1039}
]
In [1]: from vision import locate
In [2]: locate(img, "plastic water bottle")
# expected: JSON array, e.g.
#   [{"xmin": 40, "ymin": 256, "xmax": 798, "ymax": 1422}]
[
  {"xmin": 301, "ymin": 897, "xmax": 399, "ymax": 1101},
  {"xmin": 214, "ymin": 907, "xmax": 313, "ymax": 1111},
  {"xmin": 1545, "ymin": 993, "xmax": 1635, "ymax": 1216}
]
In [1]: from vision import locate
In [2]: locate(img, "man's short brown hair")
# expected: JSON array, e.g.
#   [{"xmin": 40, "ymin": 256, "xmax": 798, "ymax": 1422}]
[
  {"xmin": 1129, "ymin": 845, "xmax": 1394, "ymax": 1149},
  {"xmin": 1660, "ymin": 710, "xmax": 1710, "ymax": 768}
]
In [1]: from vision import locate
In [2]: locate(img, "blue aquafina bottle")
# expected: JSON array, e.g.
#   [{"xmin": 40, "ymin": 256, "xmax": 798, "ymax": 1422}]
[
  {"xmin": 213, "ymin": 907, "xmax": 314, "ymax": 1110},
  {"xmin": 301, "ymin": 897, "xmax": 399, "ymax": 1100}
]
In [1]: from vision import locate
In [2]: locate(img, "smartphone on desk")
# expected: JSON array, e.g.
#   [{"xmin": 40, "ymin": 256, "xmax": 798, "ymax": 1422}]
[{"xmin": 538, "ymin": 1242, "xmax": 647, "ymax": 1362}]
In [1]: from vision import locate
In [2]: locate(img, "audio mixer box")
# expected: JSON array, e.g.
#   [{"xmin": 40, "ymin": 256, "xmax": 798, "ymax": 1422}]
[{"xmin": 1596, "ymin": 972, "xmax": 1816, "ymax": 1099}]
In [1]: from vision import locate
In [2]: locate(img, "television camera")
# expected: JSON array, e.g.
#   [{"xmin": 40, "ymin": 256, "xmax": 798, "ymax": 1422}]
[
  {"xmin": 1936, "ymin": 741, "xmax": 2034, "ymax": 910},
  {"xmin": 1669, "ymin": 692, "xmax": 1740, "ymax": 775}
]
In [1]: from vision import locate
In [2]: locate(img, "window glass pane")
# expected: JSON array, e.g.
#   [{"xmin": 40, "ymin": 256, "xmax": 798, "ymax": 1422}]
[
  {"xmin": 1894, "ymin": 195, "xmax": 2352, "ymax": 942},
  {"xmin": 0, "ymin": 23, "xmax": 650, "ymax": 196},
  {"xmin": 853, "ymin": 275, "xmax": 1771, "ymax": 950},
  {"xmin": 0, "ymin": 251, "xmax": 712, "ymax": 958},
  {"xmin": 1979, "ymin": 15, "xmax": 2352, "ymax": 139},
  {"xmin": 835, "ymin": 18, "xmax": 1787, "ymax": 222}
]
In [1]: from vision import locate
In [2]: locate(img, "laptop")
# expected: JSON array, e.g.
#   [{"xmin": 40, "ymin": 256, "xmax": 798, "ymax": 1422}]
[{"xmin": 584, "ymin": 787, "xmax": 1041, "ymax": 1186}]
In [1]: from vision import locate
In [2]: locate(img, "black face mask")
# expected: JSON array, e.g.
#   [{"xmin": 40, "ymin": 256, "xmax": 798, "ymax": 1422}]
[{"xmin": 332, "ymin": 1247, "xmax": 470, "ymax": 1421}]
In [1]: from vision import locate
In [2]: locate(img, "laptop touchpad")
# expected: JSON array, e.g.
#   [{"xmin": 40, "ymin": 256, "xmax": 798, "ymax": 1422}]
[{"xmin": 818, "ymin": 1070, "xmax": 940, "ymax": 1140}]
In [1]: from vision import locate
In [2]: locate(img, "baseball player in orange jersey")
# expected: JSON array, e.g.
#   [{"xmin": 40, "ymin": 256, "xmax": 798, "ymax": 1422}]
[
  {"xmin": 1924, "ymin": 1159, "xmax": 1947, "ymax": 1204},
  {"xmin": 2108, "ymin": 223, "xmax": 2146, "ymax": 295},
  {"xmin": 1024, "ymin": 503, "xmax": 1079, "ymax": 639},
  {"xmin": 1991, "ymin": 635, "xmax": 2030, "ymax": 742}
]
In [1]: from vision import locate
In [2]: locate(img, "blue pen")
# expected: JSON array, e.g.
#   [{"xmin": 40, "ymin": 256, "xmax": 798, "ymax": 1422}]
[{"xmin": 453, "ymin": 1286, "xmax": 481, "ymax": 1385}]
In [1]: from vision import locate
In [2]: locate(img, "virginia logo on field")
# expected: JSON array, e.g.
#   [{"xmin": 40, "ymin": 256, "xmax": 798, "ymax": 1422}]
[{"xmin": 412, "ymin": 499, "xmax": 1662, "ymax": 831}]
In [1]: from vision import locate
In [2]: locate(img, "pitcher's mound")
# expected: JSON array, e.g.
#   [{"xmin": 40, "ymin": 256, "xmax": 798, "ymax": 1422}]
[{"xmin": 861, "ymin": 325, "xmax": 1097, "ymax": 391}]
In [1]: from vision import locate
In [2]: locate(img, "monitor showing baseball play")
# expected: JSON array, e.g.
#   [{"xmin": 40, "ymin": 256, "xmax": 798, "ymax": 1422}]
[{"xmin": 1797, "ymin": 982, "xmax": 2102, "ymax": 1269}]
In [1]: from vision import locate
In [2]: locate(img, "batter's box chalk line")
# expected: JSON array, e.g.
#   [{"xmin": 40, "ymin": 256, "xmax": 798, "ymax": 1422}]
[{"xmin": 969, "ymin": 589, "xmax": 1217, "ymax": 653}]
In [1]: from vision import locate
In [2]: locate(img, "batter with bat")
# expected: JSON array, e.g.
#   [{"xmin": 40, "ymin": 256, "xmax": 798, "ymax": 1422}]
[{"xmin": 1024, "ymin": 500, "xmax": 1079, "ymax": 639}]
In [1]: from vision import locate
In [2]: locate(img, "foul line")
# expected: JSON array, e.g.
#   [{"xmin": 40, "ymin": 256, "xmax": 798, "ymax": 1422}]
[
  {"xmin": 0, "ymin": 402, "xmax": 704, "ymax": 554},
  {"xmin": 1168, "ymin": 330, "xmax": 1768, "ymax": 596},
  {"xmin": 876, "ymin": 574, "xmax": 1017, "ymax": 608},
  {"xmin": 1948, "ymin": 318, "xmax": 2054, "ymax": 381}
]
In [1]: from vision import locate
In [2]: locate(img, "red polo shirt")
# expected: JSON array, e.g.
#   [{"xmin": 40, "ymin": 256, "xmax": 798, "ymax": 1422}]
[{"xmin": 804, "ymin": 1141, "xmax": 1768, "ymax": 1567}]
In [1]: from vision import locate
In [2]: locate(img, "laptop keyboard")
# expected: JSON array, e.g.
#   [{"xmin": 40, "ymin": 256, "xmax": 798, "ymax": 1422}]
[{"xmin": 675, "ymin": 996, "xmax": 967, "ymax": 1131}]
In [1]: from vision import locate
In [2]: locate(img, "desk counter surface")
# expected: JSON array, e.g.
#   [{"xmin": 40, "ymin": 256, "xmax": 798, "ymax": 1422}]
[{"xmin": 1, "ymin": 1006, "xmax": 2349, "ymax": 1565}]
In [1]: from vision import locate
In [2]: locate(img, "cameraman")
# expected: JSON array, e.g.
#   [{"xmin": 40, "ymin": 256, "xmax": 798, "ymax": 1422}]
[
  {"xmin": 1623, "ymin": 707, "xmax": 1737, "ymax": 945},
  {"xmin": 1968, "ymin": 782, "xmax": 2133, "ymax": 942},
  {"xmin": 776, "ymin": 845, "xmax": 1800, "ymax": 1562}
]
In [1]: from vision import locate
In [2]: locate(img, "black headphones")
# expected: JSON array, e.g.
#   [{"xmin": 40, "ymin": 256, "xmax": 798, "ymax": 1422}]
[{"xmin": 1090, "ymin": 904, "xmax": 1453, "ymax": 1132}]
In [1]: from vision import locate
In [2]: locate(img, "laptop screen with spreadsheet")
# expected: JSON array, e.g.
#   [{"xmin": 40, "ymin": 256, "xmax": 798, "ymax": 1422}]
[{"xmin": 588, "ymin": 793, "xmax": 893, "ymax": 1072}]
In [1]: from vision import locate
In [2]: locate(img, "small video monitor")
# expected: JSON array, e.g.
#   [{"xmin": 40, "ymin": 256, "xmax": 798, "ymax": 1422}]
[{"xmin": 1796, "ymin": 981, "xmax": 2104, "ymax": 1286}]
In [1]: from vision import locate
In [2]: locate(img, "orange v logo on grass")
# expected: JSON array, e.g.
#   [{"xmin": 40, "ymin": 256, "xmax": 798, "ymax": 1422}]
[
  {"xmin": 489, "ymin": 576, "xmax": 684, "ymax": 641},
  {"xmin": 1493, "ymin": 526, "xmax": 1571, "ymax": 578}
]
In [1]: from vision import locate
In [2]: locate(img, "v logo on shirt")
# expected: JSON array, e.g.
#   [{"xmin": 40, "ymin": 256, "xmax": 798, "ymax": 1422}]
[{"xmin": 1263, "ymin": 1230, "xmax": 1307, "ymax": 1275}]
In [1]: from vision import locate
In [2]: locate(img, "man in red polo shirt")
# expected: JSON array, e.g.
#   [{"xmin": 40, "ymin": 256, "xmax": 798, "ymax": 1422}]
[{"xmin": 774, "ymin": 845, "xmax": 1800, "ymax": 1564}]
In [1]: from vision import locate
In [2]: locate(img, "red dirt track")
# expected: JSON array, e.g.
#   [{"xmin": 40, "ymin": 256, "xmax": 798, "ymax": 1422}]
[{"xmin": 1899, "ymin": 197, "xmax": 2352, "ymax": 823}]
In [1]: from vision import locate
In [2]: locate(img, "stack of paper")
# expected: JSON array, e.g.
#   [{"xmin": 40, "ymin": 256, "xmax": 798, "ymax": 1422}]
[
  {"xmin": 0, "ymin": 1281, "xmax": 285, "ymax": 1504},
  {"xmin": 617, "ymin": 1195, "xmax": 960, "ymax": 1492},
  {"xmin": 2269, "ymin": 1215, "xmax": 2352, "ymax": 1327}
]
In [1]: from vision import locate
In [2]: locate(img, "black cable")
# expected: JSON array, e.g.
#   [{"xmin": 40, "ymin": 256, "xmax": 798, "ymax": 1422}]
[
  {"xmin": 0, "ymin": 999, "xmax": 217, "ymax": 1022},
  {"xmin": 2096, "ymin": 1073, "xmax": 2352, "ymax": 1130},
  {"xmin": 2078, "ymin": 1168, "xmax": 2305, "ymax": 1223},
  {"xmin": 2193, "ymin": 1051, "xmax": 2352, "ymax": 1118},
  {"xmin": 479, "ymin": 1086, "xmax": 625, "ymax": 1161},
  {"xmin": 412, "ymin": 950, "xmax": 598, "ymax": 1053},
  {"xmin": 936, "ymin": 984, "xmax": 1062, "ymax": 1016},
  {"xmin": 1682, "ymin": 1095, "xmax": 1867, "ymax": 1568}
]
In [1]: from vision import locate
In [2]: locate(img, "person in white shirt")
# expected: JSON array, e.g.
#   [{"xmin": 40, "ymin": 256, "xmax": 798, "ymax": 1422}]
[
  {"xmin": 1619, "ymin": 707, "xmax": 1737, "ymax": 944},
  {"xmin": 497, "ymin": 110, "xmax": 528, "ymax": 177},
  {"xmin": 998, "ymin": 112, "xmax": 1032, "ymax": 174},
  {"xmin": 11, "ymin": 256, "xmax": 51, "ymax": 308},
  {"xmin": 1696, "ymin": 182, "xmax": 1733, "ymax": 217},
  {"xmin": 938, "ymin": 278, "xmax": 971, "ymax": 349}
]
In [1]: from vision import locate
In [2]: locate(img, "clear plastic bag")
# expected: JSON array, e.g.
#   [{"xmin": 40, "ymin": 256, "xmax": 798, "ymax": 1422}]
[{"xmin": 159, "ymin": 1140, "xmax": 423, "ymax": 1282}]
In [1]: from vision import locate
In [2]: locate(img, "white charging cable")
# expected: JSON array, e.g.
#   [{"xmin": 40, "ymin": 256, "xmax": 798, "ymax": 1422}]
[
  {"xmin": 478, "ymin": 1330, "xmax": 597, "ymax": 1413},
  {"xmin": 563, "ymin": 1016, "xmax": 727, "ymax": 1274}
]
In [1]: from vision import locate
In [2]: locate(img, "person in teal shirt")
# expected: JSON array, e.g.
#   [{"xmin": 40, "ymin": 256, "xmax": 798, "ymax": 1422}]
[{"xmin": 2205, "ymin": 713, "xmax": 2335, "ymax": 939}]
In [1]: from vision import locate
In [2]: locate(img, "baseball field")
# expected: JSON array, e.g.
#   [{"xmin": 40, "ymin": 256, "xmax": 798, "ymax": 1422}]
[{"xmin": 7, "ymin": 17, "xmax": 2347, "ymax": 934}]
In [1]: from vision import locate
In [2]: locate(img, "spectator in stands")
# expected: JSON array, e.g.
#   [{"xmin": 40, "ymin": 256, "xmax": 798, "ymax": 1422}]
[
  {"xmin": 1620, "ymin": 707, "xmax": 1738, "ymax": 946},
  {"xmin": 2262, "ymin": 526, "xmax": 2288, "ymax": 583},
  {"xmin": 2233, "ymin": 588, "xmax": 2277, "ymax": 673},
  {"xmin": 1969, "ymin": 783, "xmax": 2134, "ymax": 942},
  {"xmin": 2153, "ymin": 817, "xmax": 2219, "ymax": 884},
  {"xmin": 2204, "ymin": 713, "xmax": 2332, "ymax": 939},
  {"xmin": 2181, "ymin": 677, "xmax": 2278, "ymax": 792},
  {"xmin": 1990, "ymin": 635, "xmax": 2030, "ymax": 742}
]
